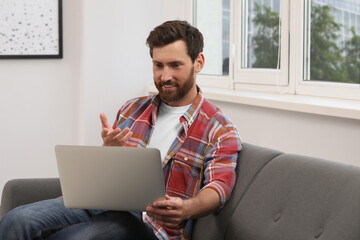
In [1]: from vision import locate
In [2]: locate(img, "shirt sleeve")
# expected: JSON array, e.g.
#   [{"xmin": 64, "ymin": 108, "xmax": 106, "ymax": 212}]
[
  {"xmin": 112, "ymin": 100, "xmax": 129, "ymax": 130},
  {"xmin": 201, "ymin": 125, "xmax": 242, "ymax": 209}
]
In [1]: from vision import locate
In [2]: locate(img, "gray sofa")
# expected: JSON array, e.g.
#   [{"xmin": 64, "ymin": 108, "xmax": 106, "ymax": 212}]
[{"xmin": 1, "ymin": 143, "xmax": 360, "ymax": 239}]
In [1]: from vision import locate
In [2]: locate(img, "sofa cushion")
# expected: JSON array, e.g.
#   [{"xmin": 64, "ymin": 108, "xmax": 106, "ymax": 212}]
[
  {"xmin": 192, "ymin": 143, "xmax": 283, "ymax": 240},
  {"xmin": 226, "ymin": 153, "xmax": 360, "ymax": 240}
]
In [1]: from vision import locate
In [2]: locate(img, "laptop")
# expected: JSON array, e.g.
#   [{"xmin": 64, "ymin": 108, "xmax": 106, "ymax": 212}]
[{"xmin": 55, "ymin": 145, "xmax": 165, "ymax": 211}]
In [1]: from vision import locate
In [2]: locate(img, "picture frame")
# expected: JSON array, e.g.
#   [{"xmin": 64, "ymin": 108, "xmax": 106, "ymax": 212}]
[{"xmin": 0, "ymin": 0, "xmax": 63, "ymax": 59}]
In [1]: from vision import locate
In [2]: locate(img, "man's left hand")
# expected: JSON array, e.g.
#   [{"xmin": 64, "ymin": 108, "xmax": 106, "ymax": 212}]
[
  {"xmin": 146, "ymin": 188, "xmax": 220, "ymax": 229},
  {"xmin": 146, "ymin": 195, "xmax": 189, "ymax": 229}
]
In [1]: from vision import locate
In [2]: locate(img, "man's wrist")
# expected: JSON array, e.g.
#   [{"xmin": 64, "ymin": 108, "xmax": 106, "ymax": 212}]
[
  {"xmin": 182, "ymin": 197, "xmax": 196, "ymax": 220},
  {"xmin": 182, "ymin": 188, "xmax": 221, "ymax": 220}
]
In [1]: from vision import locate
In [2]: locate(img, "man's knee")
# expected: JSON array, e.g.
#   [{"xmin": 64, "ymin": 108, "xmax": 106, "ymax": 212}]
[
  {"xmin": 1, "ymin": 205, "xmax": 32, "ymax": 227},
  {"xmin": 0, "ymin": 206, "xmax": 34, "ymax": 239}
]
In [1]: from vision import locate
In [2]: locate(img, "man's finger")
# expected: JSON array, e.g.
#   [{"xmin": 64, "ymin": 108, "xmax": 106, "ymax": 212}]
[
  {"xmin": 147, "ymin": 211, "xmax": 182, "ymax": 228},
  {"xmin": 152, "ymin": 198, "xmax": 181, "ymax": 209},
  {"xmin": 101, "ymin": 128, "xmax": 109, "ymax": 138},
  {"xmin": 118, "ymin": 132, "xmax": 133, "ymax": 146},
  {"xmin": 100, "ymin": 113, "xmax": 112, "ymax": 129},
  {"xmin": 106, "ymin": 128, "xmax": 121, "ymax": 139},
  {"xmin": 112, "ymin": 127, "xmax": 130, "ymax": 140},
  {"xmin": 112, "ymin": 129, "xmax": 132, "ymax": 146},
  {"xmin": 148, "ymin": 208, "xmax": 180, "ymax": 218}
]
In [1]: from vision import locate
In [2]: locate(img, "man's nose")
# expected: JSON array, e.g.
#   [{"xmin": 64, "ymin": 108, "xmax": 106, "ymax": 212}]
[{"xmin": 161, "ymin": 67, "xmax": 172, "ymax": 81}]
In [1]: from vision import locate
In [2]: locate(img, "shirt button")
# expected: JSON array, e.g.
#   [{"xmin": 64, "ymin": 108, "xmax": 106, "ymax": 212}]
[{"xmin": 184, "ymin": 157, "xmax": 188, "ymax": 161}]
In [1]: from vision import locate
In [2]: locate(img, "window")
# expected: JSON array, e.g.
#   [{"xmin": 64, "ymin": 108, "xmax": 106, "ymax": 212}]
[
  {"xmin": 235, "ymin": 0, "xmax": 289, "ymax": 86},
  {"xmin": 194, "ymin": 0, "xmax": 231, "ymax": 76},
  {"xmin": 192, "ymin": 0, "xmax": 360, "ymax": 100},
  {"xmin": 304, "ymin": 0, "xmax": 360, "ymax": 84},
  {"xmin": 242, "ymin": 0, "xmax": 282, "ymax": 69}
]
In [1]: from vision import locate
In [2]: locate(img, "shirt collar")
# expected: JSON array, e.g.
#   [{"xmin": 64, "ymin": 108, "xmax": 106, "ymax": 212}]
[
  {"xmin": 182, "ymin": 86, "xmax": 203, "ymax": 127},
  {"xmin": 151, "ymin": 85, "xmax": 204, "ymax": 128}
]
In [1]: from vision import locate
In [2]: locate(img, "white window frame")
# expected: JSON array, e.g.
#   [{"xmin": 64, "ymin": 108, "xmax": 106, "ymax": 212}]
[
  {"xmin": 293, "ymin": 0, "xmax": 360, "ymax": 101},
  {"xmin": 187, "ymin": 0, "xmax": 360, "ymax": 101},
  {"xmin": 234, "ymin": 0, "xmax": 290, "ymax": 87}
]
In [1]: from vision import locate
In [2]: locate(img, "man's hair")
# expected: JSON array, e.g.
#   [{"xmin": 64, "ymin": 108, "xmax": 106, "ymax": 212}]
[{"xmin": 146, "ymin": 20, "xmax": 204, "ymax": 62}]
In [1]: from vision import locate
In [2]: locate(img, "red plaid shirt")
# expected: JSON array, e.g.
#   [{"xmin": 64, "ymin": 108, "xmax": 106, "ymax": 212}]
[{"xmin": 113, "ymin": 89, "xmax": 242, "ymax": 240}]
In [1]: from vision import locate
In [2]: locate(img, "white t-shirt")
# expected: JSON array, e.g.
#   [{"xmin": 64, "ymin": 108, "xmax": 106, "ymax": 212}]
[{"xmin": 147, "ymin": 101, "xmax": 190, "ymax": 163}]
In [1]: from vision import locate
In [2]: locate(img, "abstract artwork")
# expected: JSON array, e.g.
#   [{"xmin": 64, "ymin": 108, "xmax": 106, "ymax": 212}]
[{"xmin": 0, "ymin": 0, "xmax": 62, "ymax": 59}]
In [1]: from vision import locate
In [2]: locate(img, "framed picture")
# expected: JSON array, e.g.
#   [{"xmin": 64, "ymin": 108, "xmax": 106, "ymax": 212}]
[{"xmin": 0, "ymin": 0, "xmax": 63, "ymax": 59}]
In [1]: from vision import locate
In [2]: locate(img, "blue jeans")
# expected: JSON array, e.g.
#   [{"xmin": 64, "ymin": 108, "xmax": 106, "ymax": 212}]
[{"xmin": 0, "ymin": 198, "xmax": 158, "ymax": 240}]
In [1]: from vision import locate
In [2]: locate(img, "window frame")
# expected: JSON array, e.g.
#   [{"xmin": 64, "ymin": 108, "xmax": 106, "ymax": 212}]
[
  {"xmin": 234, "ymin": 0, "xmax": 290, "ymax": 87},
  {"xmin": 188, "ymin": 0, "xmax": 360, "ymax": 101},
  {"xmin": 295, "ymin": 0, "xmax": 360, "ymax": 100}
]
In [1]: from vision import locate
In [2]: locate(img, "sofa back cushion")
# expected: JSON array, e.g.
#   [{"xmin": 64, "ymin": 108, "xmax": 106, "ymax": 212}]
[
  {"xmin": 226, "ymin": 153, "xmax": 360, "ymax": 240},
  {"xmin": 192, "ymin": 143, "xmax": 283, "ymax": 240}
]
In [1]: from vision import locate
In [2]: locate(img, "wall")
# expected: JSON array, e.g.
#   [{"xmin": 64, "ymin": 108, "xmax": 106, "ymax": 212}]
[
  {"xmin": 81, "ymin": 0, "xmax": 163, "ymax": 146},
  {"xmin": 0, "ymin": 0, "xmax": 84, "ymax": 195},
  {"xmin": 213, "ymin": 100, "xmax": 360, "ymax": 166}
]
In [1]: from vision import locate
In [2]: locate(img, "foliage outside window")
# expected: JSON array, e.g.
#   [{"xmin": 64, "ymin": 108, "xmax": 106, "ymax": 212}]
[
  {"xmin": 243, "ymin": 0, "xmax": 281, "ymax": 69},
  {"xmin": 305, "ymin": 0, "xmax": 360, "ymax": 84}
]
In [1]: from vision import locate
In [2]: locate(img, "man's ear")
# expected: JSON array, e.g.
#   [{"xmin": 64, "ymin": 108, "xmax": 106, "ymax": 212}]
[{"xmin": 194, "ymin": 53, "xmax": 205, "ymax": 73}]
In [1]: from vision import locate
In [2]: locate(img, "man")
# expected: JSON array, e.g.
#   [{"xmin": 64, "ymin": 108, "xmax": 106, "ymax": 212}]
[{"xmin": 0, "ymin": 20, "xmax": 241, "ymax": 240}]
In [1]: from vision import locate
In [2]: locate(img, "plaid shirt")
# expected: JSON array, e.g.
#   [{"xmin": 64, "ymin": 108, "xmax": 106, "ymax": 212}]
[{"xmin": 113, "ymin": 89, "xmax": 242, "ymax": 240}]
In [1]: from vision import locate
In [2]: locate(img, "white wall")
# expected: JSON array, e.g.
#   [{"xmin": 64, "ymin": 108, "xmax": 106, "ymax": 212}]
[
  {"xmin": 81, "ymin": 0, "xmax": 163, "ymax": 146},
  {"xmin": 213, "ymin": 100, "xmax": 360, "ymax": 166},
  {"xmin": 0, "ymin": 0, "xmax": 84, "ymax": 194}
]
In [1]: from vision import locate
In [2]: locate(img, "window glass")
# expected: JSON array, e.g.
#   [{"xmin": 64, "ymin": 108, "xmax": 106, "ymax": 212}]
[
  {"xmin": 194, "ymin": 0, "xmax": 230, "ymax": 75},
  {"xmin": 304, "ymin": 0, "xmax": 360, "ymax": 84},
  {"xmin": 242, "ymin": 0, "xmax": 282, "ymax": 69}
]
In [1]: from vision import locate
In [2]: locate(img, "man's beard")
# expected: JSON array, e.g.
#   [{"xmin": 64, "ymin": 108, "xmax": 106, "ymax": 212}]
[{"xmin": 155, "ymin": 67, "xmax": 195, "ymax": 104}]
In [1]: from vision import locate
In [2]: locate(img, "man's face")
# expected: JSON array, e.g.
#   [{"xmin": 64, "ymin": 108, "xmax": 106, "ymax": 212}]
[{"xmin": 152, "ymin": 40, "xmax": 203, "ymax": 107}]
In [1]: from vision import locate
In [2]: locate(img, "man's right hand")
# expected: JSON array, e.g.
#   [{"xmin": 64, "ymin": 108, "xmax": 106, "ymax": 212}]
[{"xmin": 100, "ymin": 113, "xmax": 133, "ymax": 146}]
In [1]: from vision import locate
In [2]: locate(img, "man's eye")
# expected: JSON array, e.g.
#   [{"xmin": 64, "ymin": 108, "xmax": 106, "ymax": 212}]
[{"xmin": 171, "ymin": 63, "xmax": 180, "ymax": 68}]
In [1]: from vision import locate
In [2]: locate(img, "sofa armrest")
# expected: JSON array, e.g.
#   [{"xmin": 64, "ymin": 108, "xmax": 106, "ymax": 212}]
[{"xmin": 0, "ymin": 178, "xmax": 62, "ymax": 219}]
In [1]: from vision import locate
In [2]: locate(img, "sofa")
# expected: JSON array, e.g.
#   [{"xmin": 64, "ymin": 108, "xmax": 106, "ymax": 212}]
[{"xmin": 1, "ymin": 143, "xmax": 360, "ymax": 239}]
